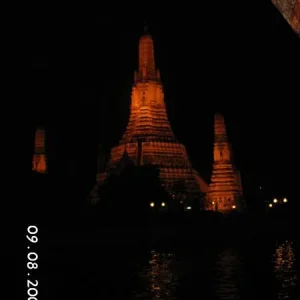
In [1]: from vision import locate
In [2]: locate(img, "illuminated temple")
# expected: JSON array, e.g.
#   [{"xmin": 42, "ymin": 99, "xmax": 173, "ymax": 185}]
[
  {"xmin": 206, "ymin": 114, "xmax": 244, "ymax": 213},
  {"xmin": 272, "ymin": 0, "xmax": 300, "ymax": 36},
  {"xmin": 32, "ymin": 127, "xmax": 47, "ymax": 174},
  {"xmin": 89, "ymin": 32, "xmax": 208, "ymax": 206}
]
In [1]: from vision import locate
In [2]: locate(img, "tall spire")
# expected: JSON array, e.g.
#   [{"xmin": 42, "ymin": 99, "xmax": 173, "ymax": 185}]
[
  {"xmin": 213, "ymin": 113, "xmax": 229, "ymax": 163},
  {"xmin": 214, "ymin": 113, "xmax": 228, "ymax": 143},
  {"xmin": 136, "ymin": 25, "xmax": 158, "ymax": 82},
  {"xmin": 206, "ymin": 113, "xmax": 244, "ymax": 213},
  {"xmin": 32, "ymin": 126, "xmax": 47, "ymax": 173}
]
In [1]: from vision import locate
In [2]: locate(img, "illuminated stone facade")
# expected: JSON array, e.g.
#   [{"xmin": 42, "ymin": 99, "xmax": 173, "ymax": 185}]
[
  {"xmin": 89, "ymin": 33, "xmax": 208, "ymax": 206},
  {"xmin": 206, "ymin": 114, "xmax": 244, "ymax": 213},
  {"xmin": 32, "ymin": 127, "xmax": 47, "ymax": 173},
  {"xmin": 272, "ymin": 0, "xmax": 300, "ymax": 36}
]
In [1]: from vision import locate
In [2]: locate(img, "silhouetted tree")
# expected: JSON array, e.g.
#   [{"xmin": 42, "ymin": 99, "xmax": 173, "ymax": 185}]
[{"xmin": 99, "ymin": 164, "xmax": 170, "ymax": 226}]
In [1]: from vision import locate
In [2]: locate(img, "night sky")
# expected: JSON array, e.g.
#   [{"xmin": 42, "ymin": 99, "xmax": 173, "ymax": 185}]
[{"xmin": 27, "ymin": 4, "xmax": 299, "ymax": 209}]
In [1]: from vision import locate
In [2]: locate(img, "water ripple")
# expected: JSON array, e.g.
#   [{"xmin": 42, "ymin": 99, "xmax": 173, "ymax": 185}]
[
  {"xmin": 133, "ymin": 250, "xmax": 178, "ymax": 299},
  {"xmin": 273, "ymin": 240, "xmax": 299, "ymax": 299},
  {"xmin": 212, "ymin": 247, "xmax": 242, "ymax": 299}
]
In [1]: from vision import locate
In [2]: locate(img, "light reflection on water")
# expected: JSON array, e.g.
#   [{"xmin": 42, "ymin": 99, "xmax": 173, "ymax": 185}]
[
  {"xmin": 273, "ymin": 240, "xmax": 299, "ymax": 299},
  {"xmin": 133, "ymin": 247, "xmax": 244, "ymax": 299},
  {"xmin": 212, "ymin": 247, "xmax": 242, "ymax": 300},
  {"xmin": 134, "ymin": 250, "xmax": 178, "ymax": 299},
  {"xmin": 45, "ymin": 237, "xmax": 300, "ymax": 299},
  {"xmin": 131, "ymin": 241, "xmax": 300, "ymax": 299}
]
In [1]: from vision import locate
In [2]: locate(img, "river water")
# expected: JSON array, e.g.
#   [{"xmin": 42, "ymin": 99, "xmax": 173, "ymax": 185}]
[{"xmin": 43, "ymin": 234, "xmax": 300, "ymax": 299}]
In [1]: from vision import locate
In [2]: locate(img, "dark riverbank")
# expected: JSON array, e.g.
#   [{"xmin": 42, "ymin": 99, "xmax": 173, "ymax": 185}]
[
  {"xmin": 27, "ymin": 172, "xmax": 298, "ymax": 245},
  {"xmin": 36, "ymin": 208, "xmax": 299, "ymax": 247}
]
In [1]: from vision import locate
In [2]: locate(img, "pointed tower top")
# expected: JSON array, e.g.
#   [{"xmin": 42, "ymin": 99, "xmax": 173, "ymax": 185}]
[
  {"xmin": 36, "ymin": 125, "xmax": 44, "ymax": 131},
  {"xmin": 137, "ymin": 29, "xmax": 157, "ymax": 82},
  {"xmin": 214, "ymin": 113, "xmax": 227, "ymax": 141},
  {"xmin": 35, "ymin": 128, "xmax": 45, "ymax": 149},
  {"xmin": 215, "ymin": 112, "xmax": 224, "ymax": 119},
  {"xmin": 144, "ymin": 20, "xmax": 148, "ymax": 34},
  {"xmin": 214, "ymin": 113, "xmax": 225, "ymax": 123}
]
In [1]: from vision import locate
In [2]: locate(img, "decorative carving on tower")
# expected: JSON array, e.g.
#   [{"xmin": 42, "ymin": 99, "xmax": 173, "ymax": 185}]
[
  {"xmin": 272, "ymin": 0, "xmax": 300, "ymax": 36},
  {"xmin": 206, "ymin": 114, "xmax": 244, "ymax": 213},
  {"xmin": 32, "ymin": 127, "xmax": 47, "ymax": 173},
  {"xmin": 88, "ymin": 32, "xmax": 208, "ymax": 207}
]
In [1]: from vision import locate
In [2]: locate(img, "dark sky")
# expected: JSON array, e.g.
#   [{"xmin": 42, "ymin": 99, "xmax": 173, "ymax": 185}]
[{"xmin": 27, "ymin": 4, "xmax": 299, "ymax": 204}]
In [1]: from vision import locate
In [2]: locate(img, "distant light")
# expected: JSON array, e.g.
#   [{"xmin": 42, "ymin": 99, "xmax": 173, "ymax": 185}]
[
  {"xmin": 161, "ymin": 202, "xmax": 165, "ymax": 207},
  {"xmin": 150, "ymin": 202, "xmax": 155, "ymax": 207},
  {"xmin": 273, "ymin": 198, "xmax": 278, "ymax": 203},
  {"xmin": 283, "ymin": 198, "xmax": 288, "ymax": 203},
  {"xmin": 212, "ymin": 201, "xmax": 215, "ymax": 205},
  {"xmin": 259, "ymin": 186, "xmax": 262, "ymax": 190},
  {"xmin": 232, "ymin": 205, "xmax": 236, "ymax": 209},
  {"xmin": 269, "ymin": 203, "xmax": 273, "ymax": 208},
  {"xmin": 187, "ymin": 206, "xmax": 192, "ymax": 210}
]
